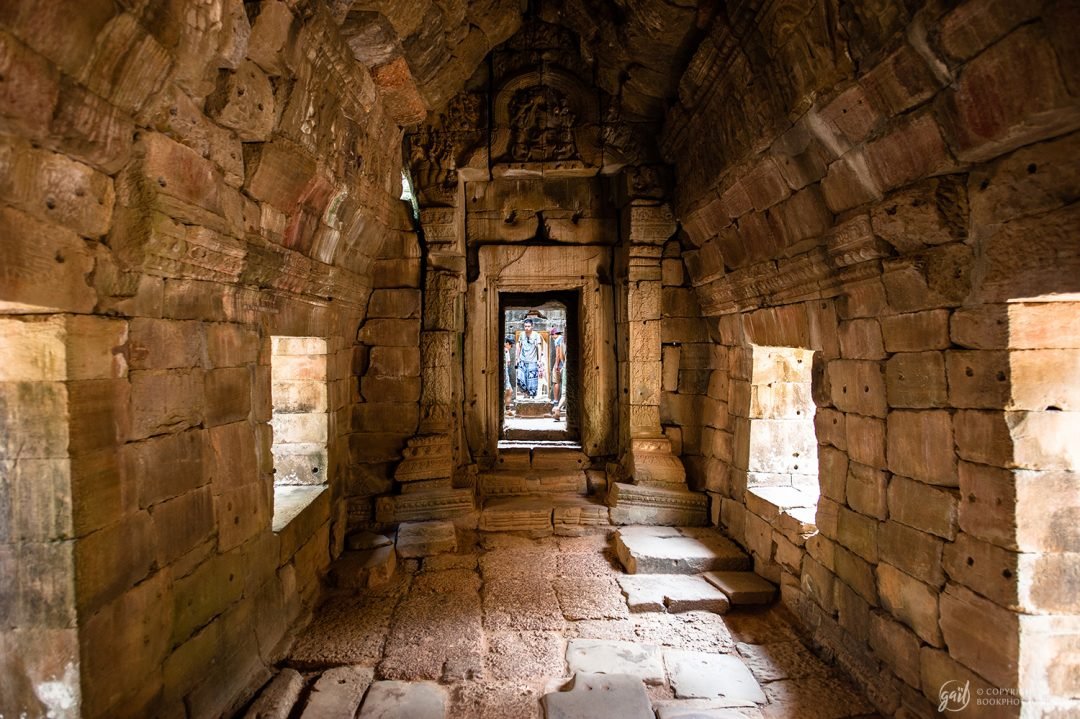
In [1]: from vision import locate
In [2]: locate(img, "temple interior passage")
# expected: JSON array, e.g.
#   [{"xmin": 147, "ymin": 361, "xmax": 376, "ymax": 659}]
[{"xmin": 1, "ymin": 0, "xmax": 1079, "ymax": 718}]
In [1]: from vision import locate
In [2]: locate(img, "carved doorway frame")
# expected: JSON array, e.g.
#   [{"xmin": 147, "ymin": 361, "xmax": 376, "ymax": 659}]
[{"xmin": 464, "ymin": 245, "xmax": 617, "ymax": 465}]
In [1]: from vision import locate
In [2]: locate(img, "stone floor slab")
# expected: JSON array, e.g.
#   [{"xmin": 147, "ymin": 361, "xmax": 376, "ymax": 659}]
[
  {"xmin": 566, "ymin": 639, "xmax": 665, "ymax": 684},
  {"xmin": 396, "ymin": 520, "xmax": 457, "ymax": 558},
  {"xmin": 665, "ymin": 651, "xmax": 766, "ymax": 704},
  {"xmin": 483, "ymin": 578, "xmax": 565, "ymax": 631},
  {"xmin": 735, "ymin": 641, "xmax": 830, "ymax": 684},
  {"xmin": 359, "ymin": 680, "xmax": 447, "ymax": 719},
  {"xmin": 487, "ymin": 631, "xmax": 566, "ymax": 681},
  {"xmin": 760, "ymin": 676, "xmax": 875, "ymax": 719},
  {"xmin": 300, "ymin": 665, "xmax": 374, "ymax": 719},
  {"xmin": 703, "ymin": 572, "xmax": 776, "ymax": 606},
  {"xmin": 654, "ymin": 702, "xmax": 765, "ymax": 719},
  {"xmin": 615, "ymin": 528, "xmax": 751, "ymax": 574},
  {"xmin": 553, "ymin": 577, "xmax": 630, "ymax": 620},
  {"xmin": 617, "ymin": 574, "xmax": 731, "ymax": 614},
  {"xmin": 542, "ymin": 673, "xmax": 654, "ymax": 719}
]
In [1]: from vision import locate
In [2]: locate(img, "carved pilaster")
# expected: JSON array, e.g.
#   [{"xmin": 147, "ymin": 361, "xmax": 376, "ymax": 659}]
[{"xmin": 611, "ymin": 193, "xmax": 703, "ymax": 524}]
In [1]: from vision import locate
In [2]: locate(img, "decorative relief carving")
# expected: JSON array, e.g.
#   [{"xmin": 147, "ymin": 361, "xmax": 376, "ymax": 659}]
[{"xmin": 508, "ymin": 85, "xmax": 578, "ymax": 162}]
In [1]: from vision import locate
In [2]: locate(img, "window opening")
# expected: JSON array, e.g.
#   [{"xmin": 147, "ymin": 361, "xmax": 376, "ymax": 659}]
[{"xmin": 270, "ymin": 336, "xmax": 329, "ymax": 529}]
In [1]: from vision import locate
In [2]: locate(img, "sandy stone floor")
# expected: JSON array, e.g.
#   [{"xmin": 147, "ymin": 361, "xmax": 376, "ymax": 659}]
[{"xmin": 286, "ymin": 531, "xmax": 882, "ymax": 718}]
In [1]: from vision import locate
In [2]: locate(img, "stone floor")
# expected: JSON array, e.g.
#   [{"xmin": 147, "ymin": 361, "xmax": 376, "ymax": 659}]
[{"xmin": 256, "ymin": 531, "xmax": 880, "ymax": 718}]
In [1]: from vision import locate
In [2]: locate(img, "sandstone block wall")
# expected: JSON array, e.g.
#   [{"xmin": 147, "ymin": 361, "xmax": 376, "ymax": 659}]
[
  {"xmin": 0, "ymin": 1, "xmax": 423, "ymax": 716},
  {"xmin": 667, "ymin": 1, "xmax": 1080, "ymax": 715}
]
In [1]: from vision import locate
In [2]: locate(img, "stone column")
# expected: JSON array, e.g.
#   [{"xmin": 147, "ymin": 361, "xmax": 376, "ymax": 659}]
[
  {"xmin": 609, "ymin": 190, "xmax": 707, "ymax": 525},
  {"xmin": 376, "ymin": 204, "xmax": 474, "ymax": 523}
]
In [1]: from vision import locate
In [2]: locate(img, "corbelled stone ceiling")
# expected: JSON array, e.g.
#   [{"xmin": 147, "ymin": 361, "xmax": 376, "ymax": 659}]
[{"xmin": 331, "ymin": 0, "xmax": 710, "ymax": 122}]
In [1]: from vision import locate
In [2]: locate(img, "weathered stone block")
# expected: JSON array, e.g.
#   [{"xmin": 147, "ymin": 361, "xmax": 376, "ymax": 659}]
[
  {"xmin": 838, "ymin": 319, "xmax": 885, "ymax": 360},
  {"xmin": 828, "ymin": 360, "xmax": 887, "ymax": 418},
  {"xmin": 205, "ymin": 367, "xmax": 251, "ymax": 426},
  {"xmin": 943, "ymin": 532, "xmax": 1020, "ymax": 609},
  {"xmin": 845, "ymin": 462, "xmax": 887, "ymax": 520},
  {"xmin": 128, "ymin": 370, "xmax": 204, "ymax": 440},
  {"xmin": 877, "ymin": 562, "xmax": 942, "ymax": 646},
  {"xmin": 879, "ymin": 520, "xmax": 944, "ymax": 588},
  {"xmin": 360, "ymin": 375, "xmax": 421, "ymax": 404},
  {"xmin": 833, "ymin": 544, "xmax": 877, "ymax": 604},
  {"xmin": 845, "ymin": 413, "xmax": 886, "ymax": 469},
  {"xmin": 888, "ymin": 475, "xmax": 958, "ymax": 540},
  {"xmin": 886, "ymin": 410, "xmax": 957, "ymax": 486},
  {"xmin": 357, "ymin": 319, "xmax": 420, "ymax": 347},
  {"xmin": 869, "ymin": 611, "xmax": 921, "ymax": 688},
  {"xmin": 939, "ymin": 583, "xmax": 1018, "ymax": 689},
  {"xmin": 216, "ymin": 482, "xmax": 270, "ymax": 552},
  {"xmin": 885, "ymin": 352, "xmax": 947, "ymax": 408},
  {"xmin": 940, "ymin": 25, "xmax": 1080, "ymax": 163},
  {"xmin": 368, "ymin": 346, "xmax": 421, "ymax": 378},
  {"xmin": 148, "ymin": 485, "xmax": 215, "ymax": 568},
  {"xmin": 836, "ymin": 506, "xmax": 878, "ymax": 563},
  {"xmin": 206, "ymin": 60, "xmax": 274, "ymax": 141},
  {"xmin": 76, "ymin": 510, "xmax": 156, "ymax": 615},
  {"xmin": 367, "ymin": 289, "xmax": 421, "ymax": 319}
]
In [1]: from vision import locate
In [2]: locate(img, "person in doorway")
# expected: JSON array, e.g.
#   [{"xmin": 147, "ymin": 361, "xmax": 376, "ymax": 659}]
[
  {"xmin": 503, "ymin": 335, "xmax": 515, "ymax": 416},
  {"xmin": 551, "ymin": 326, "xmax": 565, "ymax": 420},
  {"xmin": 516, "ymin": 318, "xmax": 544, "ymax": 398}
]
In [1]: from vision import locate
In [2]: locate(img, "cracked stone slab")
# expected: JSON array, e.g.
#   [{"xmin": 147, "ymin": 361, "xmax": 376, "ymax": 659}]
[
  {"xmin": 617, "ymin": 574, "xmax": 731, "ymax": 614},
  {"xmin": 702, "ymin": 572, "xmax": 776, "ymax": 606},
  {"xmin": 615, "ymin": 527, "xmax": 751, "ymax": 574},
  {"xmin": 542, "ymin": 673, "xmax": 654, "ymax": 719},
  {"xmin": 566, "ymin": 639, "xmax": 665, "ymax": 685},
  {"xmin": 396, "ymin": 520, "xmax": 457, "ymax": 558},
  {"xmin": 359, "ymin": 680, "xmax": 447, "ymax": 719},
  {"xmin": 664, "ymin": 651, "xmax": 766, "ymax": 704},
  {"xmin": 300, "ymin": 665, "xmax": 375, "ymax": 719}
]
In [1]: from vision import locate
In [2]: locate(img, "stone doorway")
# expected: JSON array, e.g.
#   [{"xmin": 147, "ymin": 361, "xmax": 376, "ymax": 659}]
[{"xmin": 500, "ymin": 294, "xmax": 577, "ymax": 443}]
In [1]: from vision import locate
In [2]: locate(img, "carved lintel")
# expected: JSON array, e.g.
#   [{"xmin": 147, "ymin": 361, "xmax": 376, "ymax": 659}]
[
  {"xmin": 375, "ymin": 488, "xmax": 474, "ymax": 523},
  {"xmin": 606, "ymin": 481, "xmax": 707, "ymax": 526}
]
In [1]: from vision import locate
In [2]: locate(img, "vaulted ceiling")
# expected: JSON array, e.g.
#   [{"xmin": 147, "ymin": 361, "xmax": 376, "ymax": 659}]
[{"xmin": 330, "ymin": 0, "xmax": 715, "ymax": 123}]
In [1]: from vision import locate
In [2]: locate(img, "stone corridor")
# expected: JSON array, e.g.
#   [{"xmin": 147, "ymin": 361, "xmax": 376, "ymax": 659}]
[
  {"xmin": 2, "ymin": 0, "xmax": 1078, "ymax": 717},
  {"xmin": 247, "ymin": 529, "xmax": 877, "ymax": 719}
]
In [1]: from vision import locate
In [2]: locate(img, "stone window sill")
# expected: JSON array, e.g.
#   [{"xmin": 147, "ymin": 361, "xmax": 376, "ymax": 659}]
[
  {"xmin": 745, "ymin": 485, "xmax": 819, "ymax": 533},
  {"xmin": 272, "ymin": 484, "xmax": 328, "ymax": 534}
]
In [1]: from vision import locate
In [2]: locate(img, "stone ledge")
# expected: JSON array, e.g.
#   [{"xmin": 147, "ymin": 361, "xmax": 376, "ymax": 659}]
[{"xmin": 272, "ymin": 484, "xmax": 329, "ymax": 534}]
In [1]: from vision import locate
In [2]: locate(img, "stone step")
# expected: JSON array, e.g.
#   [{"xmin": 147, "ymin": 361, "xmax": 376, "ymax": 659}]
[
  {"xmin": 329, "ymin": 545, "xmax": 396, "ymax": 589},
  {"xmin": 243, "ymin": 668, "xmax": 304, "ymax": 719},
  {"xmin": 480, "ymin": 494, "xmax": 610, "ymax": 535},
  {"xmin": 616, "ymin": 574, "xmax": 731, "ymax": 614},
  {"xmin": 703, "ymin": 571, "xmax": 777, "ymax": 606},
  {"xmin": 614, "ymin": 526, "xmax": 752, "ymax": 574}
]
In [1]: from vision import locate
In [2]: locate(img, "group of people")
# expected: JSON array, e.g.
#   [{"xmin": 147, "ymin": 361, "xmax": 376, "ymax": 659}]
[{"xmin": 503, "ymin": 317, "xmax": 568, "ymax": 421}]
